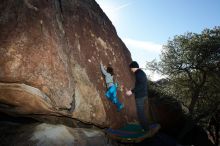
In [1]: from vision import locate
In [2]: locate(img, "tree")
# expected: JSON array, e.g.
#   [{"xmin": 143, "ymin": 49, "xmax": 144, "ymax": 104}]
[{"xmin": 147, "ymin": 26, "xmax": 220, "ymax": 120}]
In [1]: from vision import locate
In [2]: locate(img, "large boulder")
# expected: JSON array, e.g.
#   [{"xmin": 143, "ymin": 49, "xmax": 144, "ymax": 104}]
[
  {"xmin": 0, "ymin": 123, "xmax": 112, "ymax": 146},
  {"xmin": 0, "ymin": 0, "xmax": 137, "ymax": 127},
  {"xmin": 148, "ymin": 95, "xmax": 214, "ymax": 146}
]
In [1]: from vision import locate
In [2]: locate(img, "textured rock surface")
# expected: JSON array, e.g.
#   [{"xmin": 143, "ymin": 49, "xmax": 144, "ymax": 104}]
[
  {"xmin": 0, "ymin": 0, "xmax": 137, "ymax": 127},
  {"xmin": 0, "ymin": 123, "xmax": 113, "ymax": 146}
]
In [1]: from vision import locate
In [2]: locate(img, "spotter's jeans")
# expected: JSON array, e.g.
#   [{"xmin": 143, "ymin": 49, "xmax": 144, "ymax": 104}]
[{"xmin": 135, "ymin": 96, "xmax": 149, "ymax": 131}]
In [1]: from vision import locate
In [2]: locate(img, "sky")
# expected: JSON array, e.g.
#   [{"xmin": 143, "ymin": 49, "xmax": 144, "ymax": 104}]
[{"xmin": 95, "ymin": 0, "xmax": 220, "ymax": 81}]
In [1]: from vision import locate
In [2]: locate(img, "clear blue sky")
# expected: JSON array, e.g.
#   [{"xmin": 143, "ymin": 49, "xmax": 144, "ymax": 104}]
[{"xmin": 95, "ymin": 0, "xmax": 220, "ymax": 80}]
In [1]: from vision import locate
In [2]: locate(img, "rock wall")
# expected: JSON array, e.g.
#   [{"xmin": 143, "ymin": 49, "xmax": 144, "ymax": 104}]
[
  {"xmin": 0, "ymin": 123, "xmax": 112, "ymax": 146},
  {"xmin": 0, "ymin": 0, "xmax": 137, "ymax": 127}
]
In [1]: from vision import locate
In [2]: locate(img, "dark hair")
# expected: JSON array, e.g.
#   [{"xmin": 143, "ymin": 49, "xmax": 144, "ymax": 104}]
[
  {"xmin": 107, "ymin": 67, "xmax": 114, "ymax": 76},
  {"xmin": 129, "ymin": 61, "xmax": 139, "ymax": 68}
]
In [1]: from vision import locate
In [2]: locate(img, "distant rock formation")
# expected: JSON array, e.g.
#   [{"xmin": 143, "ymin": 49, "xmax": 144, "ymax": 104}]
[{"xmin": 0, "ymin": 0, "xmax": 137, "ymax": 127}]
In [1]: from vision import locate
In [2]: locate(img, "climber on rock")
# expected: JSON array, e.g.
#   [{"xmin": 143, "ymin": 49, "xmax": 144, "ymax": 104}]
[{"xmin": 100, "ymin": 63, "xmax": 124, "ymax": 112}]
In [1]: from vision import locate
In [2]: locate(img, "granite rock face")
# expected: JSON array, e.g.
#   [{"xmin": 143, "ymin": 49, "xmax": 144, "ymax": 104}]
[
  {"xmin": 0, "ymin": 0, "xmax": 137, "ymax": 127},
  {"xmin": 0, "ymin": 123, "xmax": 112, "ymax": 146}
]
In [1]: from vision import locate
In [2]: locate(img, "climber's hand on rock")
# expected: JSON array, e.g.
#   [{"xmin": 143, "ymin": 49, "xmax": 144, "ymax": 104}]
[{"xmin": 126, "ymin": 90, "xmax": 132, "ymax": 96}]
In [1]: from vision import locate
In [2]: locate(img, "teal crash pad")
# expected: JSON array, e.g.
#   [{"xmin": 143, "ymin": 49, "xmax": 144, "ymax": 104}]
[{"xmin": 105, "ymin": 123, "xmax": 159, "ymax": 143}]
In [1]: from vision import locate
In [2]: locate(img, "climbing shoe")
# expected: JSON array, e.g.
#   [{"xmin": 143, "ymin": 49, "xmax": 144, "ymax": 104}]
[
  {"xmin": 117, "ymin": 104, "xmax": 124, "ymax": 112},
  {"xmin": 148, "ymin": 123, "xmax": 161, "ymax": 137}
]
